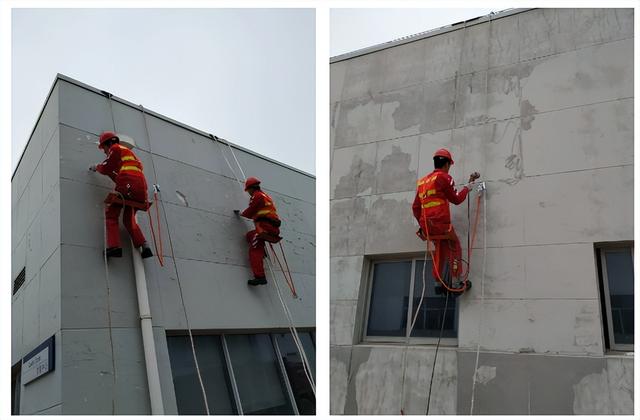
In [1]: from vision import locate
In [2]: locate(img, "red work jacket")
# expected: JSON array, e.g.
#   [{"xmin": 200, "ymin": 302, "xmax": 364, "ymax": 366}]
[
  {"xmin": 412, "ymin": 169, "xmax": 469, "ymax": 226},
  {"xmin": 96, "ymin": 143, "xmax": 145, "ymax": 184},
  {"xmin": 241, "ymin": 190, "xmax": 281, "ymax": 223}
]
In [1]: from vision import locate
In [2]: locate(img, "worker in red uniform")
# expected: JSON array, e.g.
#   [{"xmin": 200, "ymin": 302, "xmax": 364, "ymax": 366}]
[
  {"xmin": 413, "ymin": 148, "xmax": 479, "ymax": 288},
  {"xmin": 238, "ymin": 177, "xmax": 282, "ymax": 286},
  {"xmin": 90, "ymin": 131, "xmax": 153, "ymax": 259}
]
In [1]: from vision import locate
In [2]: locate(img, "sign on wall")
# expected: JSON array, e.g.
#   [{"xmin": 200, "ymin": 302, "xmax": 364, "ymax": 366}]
[{"xmin": 22, "ymin": 335, "xmax": 55, "ymax": 385}]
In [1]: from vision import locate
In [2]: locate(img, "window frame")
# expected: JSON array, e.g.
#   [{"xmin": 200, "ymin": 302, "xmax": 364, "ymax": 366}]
[
  {"xmin": 362, "ymin": 257, "xmax": 459, "ymax": 346},
  {"xmin": 598, "ymin": 244, "xmax": 634, "ymax": 352},
  {"xmin": 167, "ymin": 330, "xmax": 315, "ymax": 415}
]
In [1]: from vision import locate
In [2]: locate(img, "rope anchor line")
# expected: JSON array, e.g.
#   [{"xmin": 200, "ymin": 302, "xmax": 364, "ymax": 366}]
[{"xmin": 215, "ymin": 131, "xmax": 316, "ymax": 397}]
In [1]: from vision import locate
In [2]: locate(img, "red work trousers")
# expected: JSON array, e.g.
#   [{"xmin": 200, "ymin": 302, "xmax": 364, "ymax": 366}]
[
  {"xmin": 105, "ymin": 175, "xmax": 147, "ymax": 249},
  {"xmin": 246, "ymin": 221, "xmax": 281, "ymax": 278},
  {"xmin": 421, "ymin": 219, "xmax": 462, "ymax": 280}
]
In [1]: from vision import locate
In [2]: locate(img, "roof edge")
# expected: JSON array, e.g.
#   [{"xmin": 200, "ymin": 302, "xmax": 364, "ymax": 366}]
[
  {"xmin": 13, "ymin": 73, "xmax": 315, "ymax": 180},
  {"xmin": 330, "ymin": 8, "xmax": 533, "ymax": 64}
]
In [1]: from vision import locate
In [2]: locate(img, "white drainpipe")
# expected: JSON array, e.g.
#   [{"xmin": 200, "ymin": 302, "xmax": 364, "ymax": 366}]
[{"xmin": 131, "ymin": 236, "xmax": 165, "ymax": 415}]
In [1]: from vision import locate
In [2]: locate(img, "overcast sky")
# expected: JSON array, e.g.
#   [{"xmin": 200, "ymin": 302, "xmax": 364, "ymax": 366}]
[
  {"xmin": 12, "ymin": 8, "xmax": 315, "ymax": 174},
  {"xmin": 331, "ymin": 8, "xmax": 496, "ymax": 57}
]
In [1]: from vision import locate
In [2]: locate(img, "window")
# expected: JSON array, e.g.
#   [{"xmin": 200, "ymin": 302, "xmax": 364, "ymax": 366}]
[
  {"xmin": 597, "ymin": 245, "xmax": 634, "ymax": 351},
  {"xmin": 166, "ymin": 335, "xmax": 237, "ymax": 414},
  {"xmin": 364, "ymin": 259, "xmax": 458, "ymax": 343},
  {"xmin": 13, "ymin": 267, "xmax": 25, "ymax": 295},
  {"xmin": 274, "ymin": 333, "xmax": 316, "ymax": 414},
  {"xmin": 167, "ymin": 331, "xmax": 315, "ymax": 415},
  {"xmin": 11, "ymin": 362, "xmax": 21, "ymax": 415}
]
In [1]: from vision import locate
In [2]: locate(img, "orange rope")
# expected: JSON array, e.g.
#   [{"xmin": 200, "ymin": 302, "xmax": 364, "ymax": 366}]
[
  {"xmin": 422, "ymin": 192, "xmax": 482, "ymax": 293},
  {"xmin": 268, "ymin": 243, "xmax": 297, "ymax": 298},
  {"xmin": 146, "ymin": 191, "xmax": 165, "ymax": 266}
]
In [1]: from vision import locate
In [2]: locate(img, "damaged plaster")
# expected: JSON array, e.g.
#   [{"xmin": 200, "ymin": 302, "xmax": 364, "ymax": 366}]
[{"xmin": 330, "ymin": 7, "xmax": 633, "ymax": 415}]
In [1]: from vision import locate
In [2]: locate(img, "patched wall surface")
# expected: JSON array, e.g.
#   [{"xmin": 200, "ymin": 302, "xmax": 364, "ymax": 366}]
[
  {"xmin": 13, "ymin": 76, "xmax": 315, "ymax": 414},
  {"xmin": 330, "ymin": 8, "xmax": 633, "ymax": 415}
]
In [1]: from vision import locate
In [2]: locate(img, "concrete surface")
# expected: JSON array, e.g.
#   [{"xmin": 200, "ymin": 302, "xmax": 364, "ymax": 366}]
[
  {"xmin": 330, "ymin": 8, "xmax": 633, "ymax": 415},
  {"xmin": 13, "ymin": 75, "xmax": 315, "ymax": 414}
]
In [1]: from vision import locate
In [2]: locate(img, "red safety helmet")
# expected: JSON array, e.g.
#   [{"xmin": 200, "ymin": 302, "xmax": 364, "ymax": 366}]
[
  {"xmin": 433, "ymin": 148, "xmax": 454, "ymax": 165},
  {"xmin": 244, "ymin": 176, "xmax": 261, "ymax": 191},
  {"xmin": 98, "ymin": 131, "xmax": 119, "ymax": 150}
]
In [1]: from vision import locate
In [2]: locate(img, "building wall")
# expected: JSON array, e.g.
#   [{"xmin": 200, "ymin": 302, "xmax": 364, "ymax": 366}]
[
  {"xmin": 330, "ymin": 8, "xmax": 633, "ymax": 415},
  {"xmin": 12, "ymin": 76, "xmax": 315, "ymax": 414}
]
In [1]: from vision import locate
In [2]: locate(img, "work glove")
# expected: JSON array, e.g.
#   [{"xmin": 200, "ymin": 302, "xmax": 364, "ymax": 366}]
[
  {"xmin": 89, "ymin": 164, "xmax": 97, "ymax": 172},
  {"xmin": 468, "ymin": 172, "xmax": 480, "ymax": 183}
]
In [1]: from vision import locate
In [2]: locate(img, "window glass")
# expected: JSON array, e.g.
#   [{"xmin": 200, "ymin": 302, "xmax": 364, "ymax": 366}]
[
  {"xmin": 411, "ymin": 260, "xmax": 457, "ymax": 338},
  {"xmin": 226, "ymin": 334, "xmax": 294, "ymax": 415},
  {"xmin": 604, "ymin": 249, "xmax": 634, "ymax": 345},
  {"xmin": 367, "ymin": 261, "xmax": 412, "ymax": 337},
  {"xmin": 166, "ymin": 335, "xmax": 237, "ymax": 414},
  {"xmin": 274, "ymin": 332, "xmax": 316, "ymax": 414}
]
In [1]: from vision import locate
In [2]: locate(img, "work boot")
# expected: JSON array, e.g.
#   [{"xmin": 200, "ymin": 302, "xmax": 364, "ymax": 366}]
[
  {"xmin": 140, "ymin": 245, "xmax": 153, "ymax": 259},
  {"xmin": 247, "ymin": 277, "xmax": 267, "ymax": 286},
  {"xmin": 105, "ymin": 247, "xmax": 123, "ymax": 258}
]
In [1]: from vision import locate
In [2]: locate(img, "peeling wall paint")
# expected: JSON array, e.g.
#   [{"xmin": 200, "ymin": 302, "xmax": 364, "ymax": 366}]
[{"xmin": 331, "ymin": 8, "xmax": 634, "ymax": 415}]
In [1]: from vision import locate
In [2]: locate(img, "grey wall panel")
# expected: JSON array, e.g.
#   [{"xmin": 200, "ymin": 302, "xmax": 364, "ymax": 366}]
[
  {"xmin": 145, "ymin": 113, "xmax": 231, "ymax": 178},
  {"xmin": 58, "ymin": 80, "xmax": 115, "ymax": 136},
  {"xmin": 112, "ymin": 328, "xmax": 151, "ymax": 414},
  {"xmin": 330, "ymin": 300, "xmax": 357, "ymax": 346},
  {"xmin": 111, "ymin": 101, "xmax": 152, "ymax": 153},
  {"xmin": 488, "ymin": 13, "xmax": 520, "ymax": 68},
  {"xmin": 329, "ymin": 346, "xmax": 352, "ymax": 414},
  {"xmin": 233, "ymin": 148, "xmax": 315, "ymax": 204},
  {"xmin": 459, "ymin": 298, "xmax": 603, "ymax": 355},
  {"xmin": 365, "ymin": 191, "xmax": 424, "ymax": 255},
  {"xmin": 60, "ymin": 244, "xmax": 109, "ymax": 329},
  {"xmin": 151, "ymin": 153, "xmax": 244, "ymax": 216},
  {"xmin": 374, "ymin": 136, "xmax": 419, "ymax": 195},
  {"xmin": 21, "ymin": 275, "xmax": 40, "ymax": 354},
  {"xmin": 162, "ymin": 201, "xmax": 248, "ymax": 266},
  {"xmin": 331, "ymin": 142, "xmax": 377, "ymax": 199},
  {"xmin": 330, "ymin": 256, "xmax": 364, "ymax": 301},
  {"xmin": 40, "ymin": 183, "xmax": 61, "ymax": 268},
  {"xmin": 24, "ymin": 216, "xmax": 42, "ymax": 284},
  {"xmin": 60, "ymin": 125, "xmax": 113, "ymax": 190},
  {"xmin": 61, "ymin": 329, "xmax": 115, "ymax": 415},
  {"xmin": 521, "ymin": 39, "xmax": 633, "ymax": 114},
  {"xmin": 341, "ymin": 52, "xmax": 386, "ymax": 101},
  {"xmin": 169, "ymin": 257, "xmax": 314, "ymax": 330},
  {"xmin": 330, "ymin": 196, "xmax": 371, "ymax": 257},
  {"xmin": 269, "ymin": 190, "xmax": 316, "ymax": 237},
  {"xmin": 60, "ymin": 178, "xmax": 112, "ymax": 249},
  {"xmin": 42, "ymin": 128, "xmax": 60, "ymax": 200},
  {"xmin": 39, "ymin": 248, "xmax": 61, "ymax": 343},
  {"xmin": 13, "ymin": 84, "xmax": 59, "ymax": 205},
  {"xmin": 402, "ymin": 347, "xmax": 457, "ymax": 415},
  {"xmin": 11, "ymin": 235, "xmax": 26, "ymax": 286},
  {"xmin": 11, "ymin": 293, "xmax": 24, "ymax": 364},
  {"xmin": 521, "ymin": 99, "xmax": 633, "ymax": 175},
  {"xmin": 519, "ymin": 9, "xmax": 633, "ymax": 62},
  {"xmin": 381, "ymin": 39, "xmax": 427, "ymax": 93}
]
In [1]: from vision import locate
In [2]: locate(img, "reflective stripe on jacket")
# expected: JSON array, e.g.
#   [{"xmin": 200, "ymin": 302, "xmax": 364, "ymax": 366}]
[{"xmin": 241, "ymin": 190, "xmax": 280, "ymax": 223}]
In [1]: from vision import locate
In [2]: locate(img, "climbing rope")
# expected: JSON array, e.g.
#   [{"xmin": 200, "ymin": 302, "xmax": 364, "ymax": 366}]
[
  {"xmin": 101, "ymin": 203, "xmax": 118, "ymax": 415},
  {"xmin": 425, "ymin": 290, "xmax": 450, "ymax": 415},
  {"xmin": 139, "ymin": 105, "xmax": 211, "ymax": 414},
  {"xmin": 216, "ymin": 134, "xmax": 315, "ymax": 395},
  {"xmin": 470, "ymin": 187, "xmax": 488, "ymax": 415}
]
